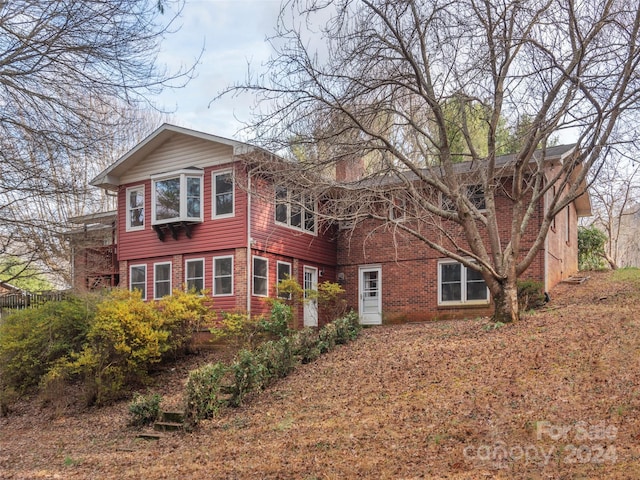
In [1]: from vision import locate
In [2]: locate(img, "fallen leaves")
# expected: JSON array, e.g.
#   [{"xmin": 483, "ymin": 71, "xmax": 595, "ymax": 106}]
[{"xmin": 1, "ymin": 271, "xmax": 639, "ymax": 479}]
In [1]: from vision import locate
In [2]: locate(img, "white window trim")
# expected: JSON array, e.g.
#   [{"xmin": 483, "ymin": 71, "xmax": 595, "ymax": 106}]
[
  {"xmin": 185, "ymin": 258, "xmax": 205, "ymax": 294},
  {"xmin": 212, "ymin": 170, "xmax": 235, "ymax": 219},
  {"xmin": 151, "ymin": 169, "xmax": 204, "ymax": 225},
  {"xmin": 274, "ymin": 187, "xmax": 318, "ymax": 235},
  {"xmin": 129, "ymin": 264, "xmax": 147, "ymax": 300},
  {"xmin": 213, "ymin": 255, "xmax": 234, "ymax": 297},
  {"xmin": 154, "ymin": 262, "xmax": 172, "ymax": 299},
  {"xmin": 276, "ymin": 261, "xmax": 292, "ymax": 299},
  {"xmin": 437, "ymin": 259, "xmax": 490, "ymax": 306},
  {"xmin": 252, "ymin": 255, "xmax": 269, "ymax": 297},
  {"xmin": 126, "ymin": 185, "xmax": 145, "ymax": 232}
]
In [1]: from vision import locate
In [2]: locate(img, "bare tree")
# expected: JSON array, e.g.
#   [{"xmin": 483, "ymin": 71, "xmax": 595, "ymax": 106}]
[
  {"xmin": 0, "ymin": 0, "xmax": 196, "ymax": 286},
  {"xmin": 228, "ymin": 0, "xmax": 640, "ymax": 322},
  {"xmin": 588, "ymin": 147, "xmax": 640, "ymax": 268}
]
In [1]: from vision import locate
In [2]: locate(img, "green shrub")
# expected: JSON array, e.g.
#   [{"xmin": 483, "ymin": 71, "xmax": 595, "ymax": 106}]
[
  {"xmin": 259, "ymin": 301, "xmax": 292, "ymax": 339},
  {"xmin": 128, "ymin": 392, "xmax": 162, "ymax": 427},
  {"xmin": 227, "ymin": 349, "xmax": 266, "ymax": 407},
  {"xmin": 210, "ymin": 311, "xmax": 264, "ymax": 348},
  {"xmin": 517, "ymin": 280, "xmax": 546, "ymax": 312},
  {"xmin": 318, "ymin": 323, "xmax": 339, "ymax": 353},
  {"xmin": 578, "ymin": 225, "xmax": 608, "ymax": 270},
  {"xmin": 333, "ymin": 311, "xmax": 361, "ymax": 344},
  {"xmin": 183, "ymin": 362, "xmax": 230, "ymax": 429},
  {"xmin": 0, "ymin": 384, "xmax": 18, "ymax": 417},
  {"xmin": 0, "ymin": 295, "xmax": 96, "ymax": 393},
  {"xmin": 256, "ymin": 337, "xmax": 296, "ymax": 383},
  {"xmin": 291, "ymin": 328, "xmax": 321, "ymax": 364}
]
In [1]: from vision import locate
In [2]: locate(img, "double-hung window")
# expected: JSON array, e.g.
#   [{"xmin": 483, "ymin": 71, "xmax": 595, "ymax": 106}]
[
  {"xmin": 154, "ymin": 262, "xmax": 172, "ymax": 299},
  {"xmin": 185, "ymin": 259, "xmax": 205, "ymax": 294},
  {"xmin": 277, "ymin": 261, "xmax": 292, "ymax": 299},
  {"xmin": 275, "ymin": 186, "xmax": 316, "ymax": 234},
  {"xmin": 126, "ymin": 186, "xmax": 145, "ymax": 231},
  {"xmin": 130, "ymin": 264, "xmax": 147, "ymax": 300},
  {"xmin": 151, "ymin": 169, "xmax": 203, "ymax": 225},
  {"xmin": 438, "ymin": 260, "xmax": 489, "ymax": 305},
  {"xmin": 253, "ymin": 256, "xmax": 268, "ymax": 297},
  {"xmin": 213, "ymin": 256, "xmax": 233, "ymax": 296},
  {"xmin": 213, "ymin": 170, "xmax": 234, "ymax": 218}
]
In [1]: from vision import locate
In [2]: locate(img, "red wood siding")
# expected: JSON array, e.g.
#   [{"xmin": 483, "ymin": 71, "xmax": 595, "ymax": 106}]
[
  {"xmin": 118, "ymin": 164, "xmax": 248, "ymax": 262},
  {"xmin": 248, "ymin": 249, "xmax": 337, "ymax": 327},
  {"xmin": 249, "ymin": 177, "xmax": 338, "ymax": 266}
]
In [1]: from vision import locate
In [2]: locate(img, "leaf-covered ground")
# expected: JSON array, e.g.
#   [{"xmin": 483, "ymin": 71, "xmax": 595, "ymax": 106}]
[{"xmin": 1, "ymin": 270, "xmax": 640, "ymax": 479}]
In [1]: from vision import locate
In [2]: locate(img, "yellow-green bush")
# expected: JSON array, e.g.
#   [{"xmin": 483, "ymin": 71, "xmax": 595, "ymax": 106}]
[
  {"xmin": 64, "ymin": 289, "xmax": 167, "ymax": 405},
  {"xmin": 0, "ymin": 295, "xmax": 96, "ymax": 392},
  {"xmin": 1, "ymin": 288, "xmax": 211, "ymax": 408},
  {"xmin": 157, "ymin": 289, "xmax": 215, "ymax": 357},
  {"xmin": 209, "ymin": 311, "xmax": 264, "ymax": 348}
]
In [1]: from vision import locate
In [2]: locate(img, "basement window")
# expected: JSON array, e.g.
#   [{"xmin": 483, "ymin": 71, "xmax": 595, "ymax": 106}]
[{"xmin": 438, "ymin": 260, "xmax": 489, "ymax": 306}]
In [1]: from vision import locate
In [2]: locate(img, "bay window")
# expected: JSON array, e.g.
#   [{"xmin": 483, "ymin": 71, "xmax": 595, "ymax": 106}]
[{"xmin": 151, "ymin": 169, "xmax": 203, "ymax": 225}]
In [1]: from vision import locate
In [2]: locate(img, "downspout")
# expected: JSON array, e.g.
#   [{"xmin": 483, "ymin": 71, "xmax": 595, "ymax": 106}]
[{"xmin": 246, "ymin": 170, "xmax": 252, "ymax": 315}]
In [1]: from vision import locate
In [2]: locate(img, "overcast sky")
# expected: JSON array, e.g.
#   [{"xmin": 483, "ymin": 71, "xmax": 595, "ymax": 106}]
[{"xmin": 154, "ymin": 0, "xmax": 283, "ymax": 140}]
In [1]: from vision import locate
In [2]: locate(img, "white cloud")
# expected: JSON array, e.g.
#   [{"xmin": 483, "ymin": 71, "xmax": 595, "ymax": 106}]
[{"xmin": 154, "ymin": 0, "xmax": 282, "ymax": 138}]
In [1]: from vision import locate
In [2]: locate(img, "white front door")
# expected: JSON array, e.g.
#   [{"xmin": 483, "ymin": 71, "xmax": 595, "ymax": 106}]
[
  {"xmin": 303, "ymin": 266, "xmax": 318, "ymax": 327},
  {"xmin": 359, "ymin": 266, "xmax": 382, "ymax": 325}
]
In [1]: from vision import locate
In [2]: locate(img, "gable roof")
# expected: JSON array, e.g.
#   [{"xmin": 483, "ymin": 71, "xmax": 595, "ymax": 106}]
[{"xmin": 90, "ymin": 124, "xmax": 255, "ymax": 191}]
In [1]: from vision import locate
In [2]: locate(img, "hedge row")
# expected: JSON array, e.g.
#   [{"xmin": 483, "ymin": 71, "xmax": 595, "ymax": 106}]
[{"xmin": 183, "ymin": 311, "xmax": 361, "ymax": 429}]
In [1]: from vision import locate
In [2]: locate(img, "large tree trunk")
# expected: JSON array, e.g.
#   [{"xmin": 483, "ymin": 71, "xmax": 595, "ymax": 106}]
[{"xmin": 493, "ymin": 280, "xmax": 520, "ymax": 323}]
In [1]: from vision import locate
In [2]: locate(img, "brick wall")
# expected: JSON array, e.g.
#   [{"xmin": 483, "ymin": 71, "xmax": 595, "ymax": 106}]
[{"xmin": 336, "ymin": 187, "xmax": 547, "ymax": 323}]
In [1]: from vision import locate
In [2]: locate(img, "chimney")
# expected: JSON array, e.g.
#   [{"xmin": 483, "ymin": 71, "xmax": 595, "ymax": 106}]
[{"xmin": 335, "ymin": 156, "xmax": 365, "ymax": 182}]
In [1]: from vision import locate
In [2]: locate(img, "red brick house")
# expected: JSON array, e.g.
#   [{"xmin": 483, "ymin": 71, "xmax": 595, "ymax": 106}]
[
  {"xmin": 83, "ymin": 124, "xmax": 590, "ymax": 326},
  {"xmin": 88, "ymin": 124, "xmax": 336, "ymax": 328},
  {"xmin": 336, "ymin": 144, "xmax": 591, "ymax": 324}
]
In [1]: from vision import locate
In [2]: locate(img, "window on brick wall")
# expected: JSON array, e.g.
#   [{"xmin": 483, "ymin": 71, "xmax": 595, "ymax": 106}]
[
  {"xmin": 185, "ymin": 259, "xmax": 204, "ymax": 294},
  {"xmin": 438, "ymin": 260, "xmax": 489, "ymax": 305},
  {"xmin": 277, "ymin": 261, "xmax": 292, "ymax": 299},
  {"xmin": 253, "ymin": 256, "xmax": 268, "ymax": 297},
  {"xmin": 154, "ymin": 262, "xmax": 172, "ymax": 299},
  {"xmin": 213, "ymin": 256, "xmax": 233, "ymax": 296},
  {"xmin": 130, "ymin": 264, "xmax": 146, "ymax": 300}
]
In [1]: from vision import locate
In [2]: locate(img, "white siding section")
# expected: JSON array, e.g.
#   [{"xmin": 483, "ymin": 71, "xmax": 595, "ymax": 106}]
[{"xmin": 120, "ymin": 136, "xmax": 235, "ymax": 184}]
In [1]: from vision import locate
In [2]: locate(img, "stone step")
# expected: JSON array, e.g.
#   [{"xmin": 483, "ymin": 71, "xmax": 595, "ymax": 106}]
[
  {"xmin": 160, "ymin": 410, "xmax": 184, "ymax": 424},
  {"xmin": 154, "ymin": 421, "xmax": 183, "ymax": 432}
]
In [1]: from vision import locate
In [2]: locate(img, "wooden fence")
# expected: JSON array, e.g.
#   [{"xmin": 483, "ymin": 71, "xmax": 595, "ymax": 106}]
[{"xmin": 0, "ymin": 291, "xmax": 69, "ymax": 318}]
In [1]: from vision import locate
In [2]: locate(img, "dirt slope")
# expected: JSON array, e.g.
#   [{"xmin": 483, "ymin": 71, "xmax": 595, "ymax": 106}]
[{"xmin": 1, "ymin": 270, "xmax": 639, "ymax": 479}]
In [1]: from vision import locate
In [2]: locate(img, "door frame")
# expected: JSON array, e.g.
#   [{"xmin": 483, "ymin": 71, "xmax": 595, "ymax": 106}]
[
  {"xmin": 358, "ymin": 265, "xmax": 382, "ymax": 325},
  {"xmin": 303, "ymin": 266, "xmax": 319, "ymax": 327}
]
